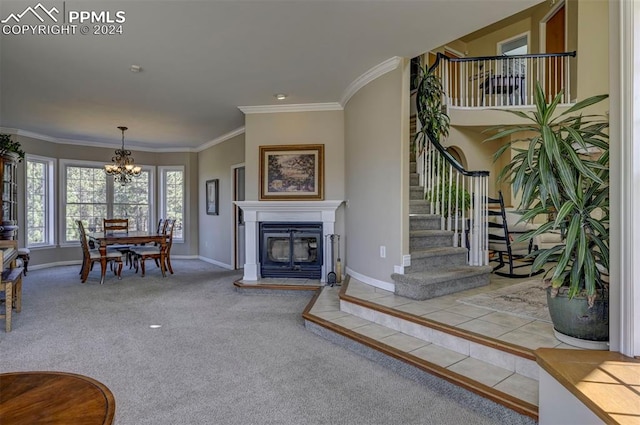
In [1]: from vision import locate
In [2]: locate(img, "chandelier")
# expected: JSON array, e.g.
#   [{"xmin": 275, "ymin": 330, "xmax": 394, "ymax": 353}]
[{"xmin": 104, "ymin": 126, "xmax": 142, "ymax": 185}]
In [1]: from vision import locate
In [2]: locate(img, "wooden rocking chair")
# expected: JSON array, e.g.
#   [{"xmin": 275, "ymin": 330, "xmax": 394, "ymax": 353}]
[{"xmin": 487, "ymin": 192, "xmax": 544, "ymax": 278}]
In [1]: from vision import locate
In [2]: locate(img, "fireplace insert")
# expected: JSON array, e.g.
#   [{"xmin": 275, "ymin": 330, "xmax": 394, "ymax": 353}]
[{"xmin": 259, "ymin": 222, "xmax": 323, "ymax": 279}]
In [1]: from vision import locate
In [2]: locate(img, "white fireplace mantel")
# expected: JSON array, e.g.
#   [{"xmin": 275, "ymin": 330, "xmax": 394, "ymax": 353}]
[{"xmin": 235, "ymin": 200, "xmax": 344, "ymax": 281}]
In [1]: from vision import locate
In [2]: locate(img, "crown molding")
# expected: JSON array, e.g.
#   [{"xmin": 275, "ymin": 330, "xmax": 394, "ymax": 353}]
[
  {"xmin": 340, "ymin": 56, "xmax": 402, "ymax": 107},
  {"xmin": 196, "ymin": 126, "xmax": 245, "ymax": 152},
  {"xmin": 0, "ymin": 126, "xmax": 201, "ymax": 152},
  {"xmin": 238, "ymin": 102, "xmax": 343, "ymax": 114}
]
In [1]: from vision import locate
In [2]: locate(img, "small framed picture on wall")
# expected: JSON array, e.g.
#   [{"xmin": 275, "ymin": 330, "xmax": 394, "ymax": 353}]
[{"xmin": 206, "ymin": 179, "xmax": 219, "ymax": 215}]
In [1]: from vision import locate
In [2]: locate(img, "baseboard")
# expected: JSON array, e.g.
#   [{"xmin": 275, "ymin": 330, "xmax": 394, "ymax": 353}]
[
  {"xmin": 345, "ymin": 267, "xmax": 395, "ymax": 292},
  {"xmin": 30, "ymin": 260, "xmax": 81, "ymax": 271},
  {"xmin": 197, "ymin": 256, "xmax": 234, "ymax": 270}
]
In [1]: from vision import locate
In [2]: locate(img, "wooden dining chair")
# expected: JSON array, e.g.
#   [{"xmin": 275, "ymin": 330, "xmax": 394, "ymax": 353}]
[
  {"xmin": 103, "ymin": 218, "xmax": 132, "ymax": 266},
  {"xmin": 131, "ymin": 219, "xmax": 175, "ymax": 277},
  {"xmin": 77, "ymin": 220, "xmax": 123, "ymax": 283}
]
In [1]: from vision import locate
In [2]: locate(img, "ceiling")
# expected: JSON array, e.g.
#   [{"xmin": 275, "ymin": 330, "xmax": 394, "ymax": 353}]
[{"xmin": 0, "ymin": 0, "xmax": 541, "ymax": 151}]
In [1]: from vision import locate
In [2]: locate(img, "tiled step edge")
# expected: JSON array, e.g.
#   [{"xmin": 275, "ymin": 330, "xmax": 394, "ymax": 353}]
[
  {"xmin": 303, "ymin": 302, "xmax": 538, "ymax": 420},
  {"xmin": 340, "ymin": 279, "xmax": 536, "ymax": 362},
  {"xmin": 233, "ymin": 280, "xmax": 321, "ymax": 295}
]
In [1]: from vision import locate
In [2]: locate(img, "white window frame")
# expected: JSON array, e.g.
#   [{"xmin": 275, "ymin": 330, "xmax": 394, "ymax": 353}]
[
  {"xmin": 59, "ymin": 159, "xmax": 155, "ymax": 246},
  {"xmin": 25, "ymin": 154, "xmax": 56, "ymax": 248},
  {"xmin": 159, "ymin": 165, "xmax": 185, "ymax": 242}
]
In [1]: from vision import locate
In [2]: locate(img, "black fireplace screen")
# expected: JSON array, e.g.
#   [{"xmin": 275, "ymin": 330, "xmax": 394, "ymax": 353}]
[{"xmin": 260, "ymin": 222, "xmax": 323, "ymax": 279}]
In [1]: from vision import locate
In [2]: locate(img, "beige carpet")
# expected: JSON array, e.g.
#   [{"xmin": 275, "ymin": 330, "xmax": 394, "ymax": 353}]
[{"xmin": 457, "ymin": 280, "xmax": 551, "ymax": 323}]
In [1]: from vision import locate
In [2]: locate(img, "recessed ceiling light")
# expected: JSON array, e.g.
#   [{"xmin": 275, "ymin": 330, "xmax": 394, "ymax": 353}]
[
  {"xmin": 275, "ymin": 93, "xmax": 287, "ymax": 100},
  {"xmin": 130, "ymin": 65, "xmax": 142, "ymax": 73},
  {"xmin": 149, "ymin": 324, "xmax": 162, "ymax": 329}
]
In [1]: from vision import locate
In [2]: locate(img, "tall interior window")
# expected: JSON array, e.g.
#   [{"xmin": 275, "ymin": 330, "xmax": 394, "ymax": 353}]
[
  {"xmin": 114, "ymin": 172, "xmax": 150, "ymax": 232},
  {"xmin": 160, "ymin": 167, "xmax": 184, "ymax": 240},
  {"xmin": 63, "ymin": 161, "xmax": 153, "ymax": 243},
  {"xmin": 26, "ymin": 156, "xmax": 54, "ymax": 247}
]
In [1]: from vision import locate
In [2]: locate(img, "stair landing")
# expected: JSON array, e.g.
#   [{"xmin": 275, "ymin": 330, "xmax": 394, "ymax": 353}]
[{"xmin": 303, "ymin": 274, "xmax": 573, "ymax": 421}]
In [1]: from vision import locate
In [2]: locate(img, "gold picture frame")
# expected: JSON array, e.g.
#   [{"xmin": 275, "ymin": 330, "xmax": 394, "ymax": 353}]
[{"xmin": 259, "ymin": 144, "xmax": 324, "ymax": 201}]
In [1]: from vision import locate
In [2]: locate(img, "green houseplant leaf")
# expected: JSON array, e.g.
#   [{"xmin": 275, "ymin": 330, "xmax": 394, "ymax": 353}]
[
  {"xmin": 0, "ymin": 134, "xmax": 25, "ymax": 162},
  {"xmin": 488, "ymin": 82, "xmax": 609, "ymax": 300}
]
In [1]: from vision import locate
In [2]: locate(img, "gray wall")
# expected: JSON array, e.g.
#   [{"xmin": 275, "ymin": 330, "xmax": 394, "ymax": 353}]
[
  {"xmin": 344, "ymin": 62, "xmax": 410, "ymax": 284},
  {"xmin": 244, "ymin": 110, "xmax": 346, "ymax": 201},
  {"xmin": 197, "ymin": 133, "xmax": 245, "ymax": 268}
]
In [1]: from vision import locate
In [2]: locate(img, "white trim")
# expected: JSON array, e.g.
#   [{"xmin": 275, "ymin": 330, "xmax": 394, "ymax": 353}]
[
  {"xmin": 25, "ymin": 154, "xmax": 56, "ymax": 247},
  {"xmin": 158, "ymin": 165, "xmax": 185, "ymax": 242},
  {"xmin": 444, "ymin": 46, "xmax": 465, "ymax": 58},
  {"xmin": 196, "ymin": 127, "xmax": 245, "ymax": 152},
  {"xmin": 30, "ymin": 260, "xmax": 82, "ymax": 271},
  {"xmin": 340, "ymin": 56, "xmax": 402, "ymax": 106},
  {"xmin": 238, "ymin": 103, "xmax": 343, "ymax": 114},
  {"xmin": 230, "ymin": 163, "xmax": 245, "ymax": 270},
  {"xmin": 0, "ymin": 127, "xmax": 197, "ymax": 153},
  {"xmin": 611, "ymin": 0, "xmax": 638, "ymax": 357},
  {"xmin": 198, "ymin": 256, "xmax": 234, "ymax": 270},
  {"xmin": 497, "ymin": 31, "xmax": 530, "ymax": 56},
  {"xmin": 235, "ymin": 200, "xmax": 343, "ymax": 282},
  {"xmin": 345, "ymin": 267, "xmax": 395, "ymax": 292},
  {"xmin": 539, "ymin": 0, "xmax": 566, "ymax": 54}
]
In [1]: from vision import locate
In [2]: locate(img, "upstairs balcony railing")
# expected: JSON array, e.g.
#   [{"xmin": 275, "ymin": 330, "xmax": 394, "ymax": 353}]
[{"xmin": 431, "ymin": 51, "xmax": 576, "ymax": 108}]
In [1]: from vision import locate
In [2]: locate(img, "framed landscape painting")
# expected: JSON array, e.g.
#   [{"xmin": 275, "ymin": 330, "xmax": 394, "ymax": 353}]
[{"xmin": 259, "ymin": 144, "xmax": 324, "ymax": 200}]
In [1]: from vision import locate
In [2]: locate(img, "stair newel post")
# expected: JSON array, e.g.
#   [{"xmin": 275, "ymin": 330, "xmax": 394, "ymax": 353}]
[
  {"xmin": 453, "ymin": 171, "xmax": 460, "ymax": 247},
  {"xmin": 438, "ymin": 152, "xmax": 445, "ymax": 229},
  {"xmin": 447, "ymin": 163, "xmax": 453, "ymax": 235},
  {"xmin": 461, "ymin": 174, "xmax": 467, "ymax": 249},
  {"xmin": 483, "ymin": 176, "xmax": 490, "ymax": 266},
  {"xmin": 469, "ymin": 176, "xmax": 482, "ymax": 266}
]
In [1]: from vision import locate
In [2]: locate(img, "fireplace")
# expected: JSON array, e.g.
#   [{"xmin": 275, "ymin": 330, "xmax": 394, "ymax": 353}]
[
  {"xmin": 259, "ymin": 222, "xmax": 323, "ymax": 279},
  {"xmin": 234, "ymin": 200, "xmax": 343, "ymax": 282}
]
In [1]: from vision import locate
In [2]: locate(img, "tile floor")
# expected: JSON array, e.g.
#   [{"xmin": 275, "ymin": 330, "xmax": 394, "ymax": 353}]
[
  {"xmin": 343, "ymin": 272, "xmax": 579, "ymax": 351},
  {"xmin": 307, "ymin": 271, "xmax": 581, "ymax": 407}
]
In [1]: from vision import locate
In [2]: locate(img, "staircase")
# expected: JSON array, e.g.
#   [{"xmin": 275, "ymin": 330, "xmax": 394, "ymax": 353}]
[{"xmin": 391, "ymin": 159, "xmax": 492, "ymax": 300}]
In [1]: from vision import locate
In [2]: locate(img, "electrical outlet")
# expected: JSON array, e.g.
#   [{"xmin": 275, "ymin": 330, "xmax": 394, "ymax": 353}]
[
  {"xmin": 380, "ymin": 245, "xmax": 386, "ymax": 258},
  {"xmin": 402, "ymin": 255, "xmax": 411, "ymax": 267}
]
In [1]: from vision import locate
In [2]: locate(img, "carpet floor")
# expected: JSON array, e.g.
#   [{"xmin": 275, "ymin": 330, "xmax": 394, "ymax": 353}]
[{"xmin": 1, "ymin": 260, "xmax": 534, "ymax": 425}]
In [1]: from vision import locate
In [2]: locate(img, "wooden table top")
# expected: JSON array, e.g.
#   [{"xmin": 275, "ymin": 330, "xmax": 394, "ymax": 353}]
[{"xmin": 0, "ymin": 371, "xmax": 115, "ymax": 425}]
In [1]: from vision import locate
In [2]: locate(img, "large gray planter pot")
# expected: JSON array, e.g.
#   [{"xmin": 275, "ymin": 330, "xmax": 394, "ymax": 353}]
[{"xmin": 546, "ymin": 287, "xmax": 609, "ymax": 350}]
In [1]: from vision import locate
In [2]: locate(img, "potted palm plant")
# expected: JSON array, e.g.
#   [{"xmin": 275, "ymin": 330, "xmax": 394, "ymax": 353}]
[{"xmin": 486, "ymin": 83, "xmax": 609, "ymax": 348}]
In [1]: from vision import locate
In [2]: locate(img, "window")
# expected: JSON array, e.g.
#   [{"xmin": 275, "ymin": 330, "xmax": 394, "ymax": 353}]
[
  {"xmin": 62, "ymin": 160, "xmax": 154, "ymax": 243},
  {"xmin": 25, "ymin": 155, "xmax": 55, "ymax": 247},
  {"xmin": 499, "ymin": 34, "xmax": 528, "ymax": 76},
  {"xmin": 160, "ymin": 166, "xmax": 184, "ymax": 240},
  {"xmin": 114, "ymin": 173, "xmax": 151, "ymax": 232}
]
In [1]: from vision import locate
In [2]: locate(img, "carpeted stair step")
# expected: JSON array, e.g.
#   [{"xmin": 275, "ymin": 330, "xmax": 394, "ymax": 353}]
[
  {"xmin": 410, "ymin": 173, "xmax": 419, "ymax": 186},
  {"xmin": 409, "ymin": 214, "xmax": 441, "ymax": 230},
  {"xmin": 410, "ymin": 200, "xmax": 431, "ymax": 214},
  {"xmin": 405, "ymin": 246, "xmax": 469, "ymax": 272},
  {"xmin": 410, "ymin": 161, "xmax": 416, "ymax": 173},
  {"xmin": 410, "ymin": 229, "xmax": 454, "ymax": 250},
  {"xmin": 410, "ymin": 186, "xmax": 424, "ymax": 200},
  {"xmin": 392, "ymin": 266, "xmax": 493, "ymax": 300}
]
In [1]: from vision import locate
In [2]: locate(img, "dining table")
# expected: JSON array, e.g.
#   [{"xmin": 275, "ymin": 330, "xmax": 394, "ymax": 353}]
[{"xmin": 88, "ymin": 230, "xmax": 167, "ymax": 284}]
